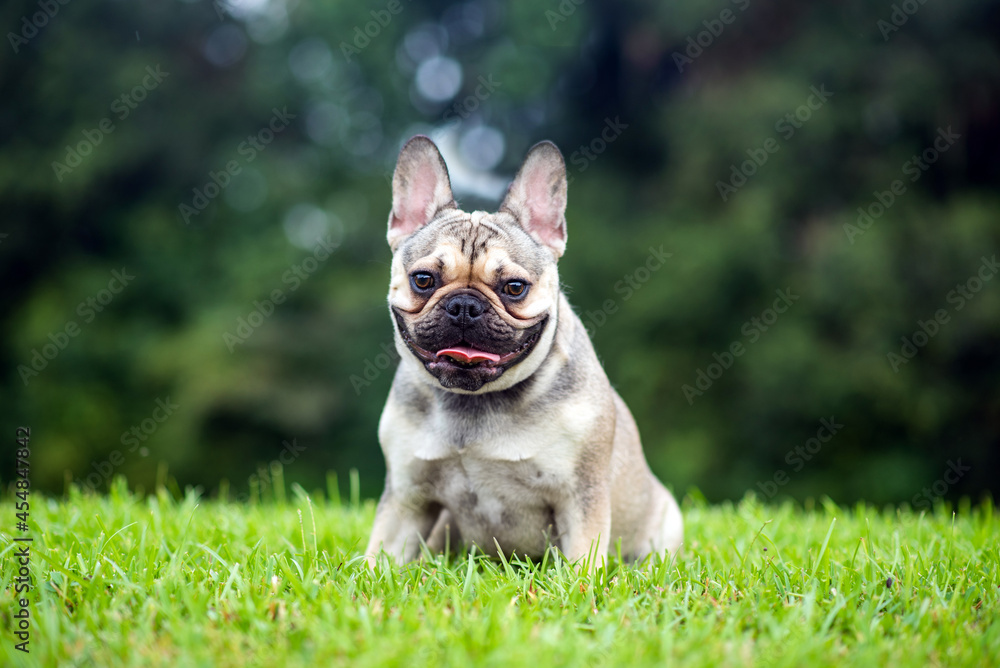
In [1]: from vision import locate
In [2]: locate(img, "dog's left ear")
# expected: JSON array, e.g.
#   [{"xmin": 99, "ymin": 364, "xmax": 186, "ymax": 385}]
[
  {"xmin": 500, "ymin": 141, "xmax": 568, "ymax": 258},
  {"xmin": 388, "ymin": 135, "xmax": 456, "ymax": 251}
]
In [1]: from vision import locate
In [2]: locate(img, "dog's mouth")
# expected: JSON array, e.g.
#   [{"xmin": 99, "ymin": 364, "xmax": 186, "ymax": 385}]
[
  {"xmin": 398, "ymin": 320, "xmax": 545, "ymax": 369},
  {"xmin": 393, "ymin": 310, "xmax": 547, "ymax": 389}
]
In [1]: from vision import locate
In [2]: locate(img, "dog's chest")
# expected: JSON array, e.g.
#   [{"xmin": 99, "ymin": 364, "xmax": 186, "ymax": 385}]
[
  {"xmin": 420, "ymin": 452, "xmax": 566, "ymax": 556},
  {"xmin": 382, "ymin": 375, "xmax": 591, "ymax": 555}
]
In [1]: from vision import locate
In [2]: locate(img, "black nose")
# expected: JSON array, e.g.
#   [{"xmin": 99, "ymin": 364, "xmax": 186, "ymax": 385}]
[{"xmin": 445, "ymin": 293, "xmax": 486, "ymax": 323}]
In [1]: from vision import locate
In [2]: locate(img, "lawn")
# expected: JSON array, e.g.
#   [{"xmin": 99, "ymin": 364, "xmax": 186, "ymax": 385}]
[{"xmin": 2, "ymin": 475, "xmax": 998, "ymax": 667}]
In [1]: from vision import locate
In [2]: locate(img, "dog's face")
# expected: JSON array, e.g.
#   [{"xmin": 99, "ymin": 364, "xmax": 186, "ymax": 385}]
[{"xmin": 386, "ymin": 136, "xmax": 569, "ymax": 393}]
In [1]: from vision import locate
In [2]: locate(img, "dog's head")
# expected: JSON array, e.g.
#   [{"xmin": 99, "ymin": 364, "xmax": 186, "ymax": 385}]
[{"xmin": 385, "ymin": 136, "xmax": 568, "ymax": 393}]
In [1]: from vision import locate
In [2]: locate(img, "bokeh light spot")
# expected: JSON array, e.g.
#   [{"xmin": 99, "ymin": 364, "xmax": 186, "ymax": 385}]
[{"xmin": 415, "ymin": 56, "xmax": 463, "ymax": 103}]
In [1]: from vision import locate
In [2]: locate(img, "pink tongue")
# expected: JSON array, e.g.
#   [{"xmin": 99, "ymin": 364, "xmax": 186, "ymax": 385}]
[{"xmin": 436, "ymin": 346, "xmax": 501, "ymax": 364}]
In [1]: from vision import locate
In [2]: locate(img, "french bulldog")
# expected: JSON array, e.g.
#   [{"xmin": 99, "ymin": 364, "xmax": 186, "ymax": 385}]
[{"xmin": 365, "ymin": 136, "xmax": 682, "ymax": 568}]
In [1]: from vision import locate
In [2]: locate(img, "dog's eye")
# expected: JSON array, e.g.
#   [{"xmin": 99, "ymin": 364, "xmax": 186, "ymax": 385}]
[
  {"xmin": 503, "ymin": 280, "xmax": 528, "ymax": 298},
  {"xmin": 411, "ymin": 272, "xmax": 435, "ymax": 291}
]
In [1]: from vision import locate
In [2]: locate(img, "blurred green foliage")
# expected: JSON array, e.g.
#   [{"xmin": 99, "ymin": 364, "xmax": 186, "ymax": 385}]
[{"xmin": 2, "ymin": 0, "xmax": 998, "ymax": 504}]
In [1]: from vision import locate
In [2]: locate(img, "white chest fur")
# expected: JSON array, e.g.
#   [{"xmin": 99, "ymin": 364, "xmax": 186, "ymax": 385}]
[{"xmin": 378, "ymin": 391, "xmax": 592, "ymax": 556}]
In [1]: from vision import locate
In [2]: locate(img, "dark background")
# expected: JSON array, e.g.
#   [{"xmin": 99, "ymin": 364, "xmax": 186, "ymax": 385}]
[{"xmin": 2, "ymin": 0, "xmax": 998, "ymax": 505}]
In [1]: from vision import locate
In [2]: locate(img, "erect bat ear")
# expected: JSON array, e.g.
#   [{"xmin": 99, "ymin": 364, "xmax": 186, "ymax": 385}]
[
  {"xmin": 500, "ymin": 140, "xmax": 568, "ymax": 258},
  {"xmin": 387, "ymin": 135, "xmax": 456, "ymax": 251}
]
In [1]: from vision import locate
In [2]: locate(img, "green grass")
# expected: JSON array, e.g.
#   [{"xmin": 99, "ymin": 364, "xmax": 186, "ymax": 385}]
[{"xmin": 2, "ymin": 477, "xmax": 998, "ymax": 667}]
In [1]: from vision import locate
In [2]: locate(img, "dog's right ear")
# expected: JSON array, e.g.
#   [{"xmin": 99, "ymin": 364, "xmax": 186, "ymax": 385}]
[{"xmin": 387, "ymin": 136, "xmax": 456, "ymax": 251}]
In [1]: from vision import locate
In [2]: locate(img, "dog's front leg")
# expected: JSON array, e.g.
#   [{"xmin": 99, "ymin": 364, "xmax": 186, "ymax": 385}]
[
  {"xmin": 555, "ymin": 487, "xmax": 612, "ymax": 571},
  {"xmin": 365, "ymin": 487, "xmax": 438, "ymax": 566}
]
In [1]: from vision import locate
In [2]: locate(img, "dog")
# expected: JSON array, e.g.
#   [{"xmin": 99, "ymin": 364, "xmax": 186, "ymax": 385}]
[{"xmin": 365, "ymin": 136, "xmax": 683, "ymax": 567}]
